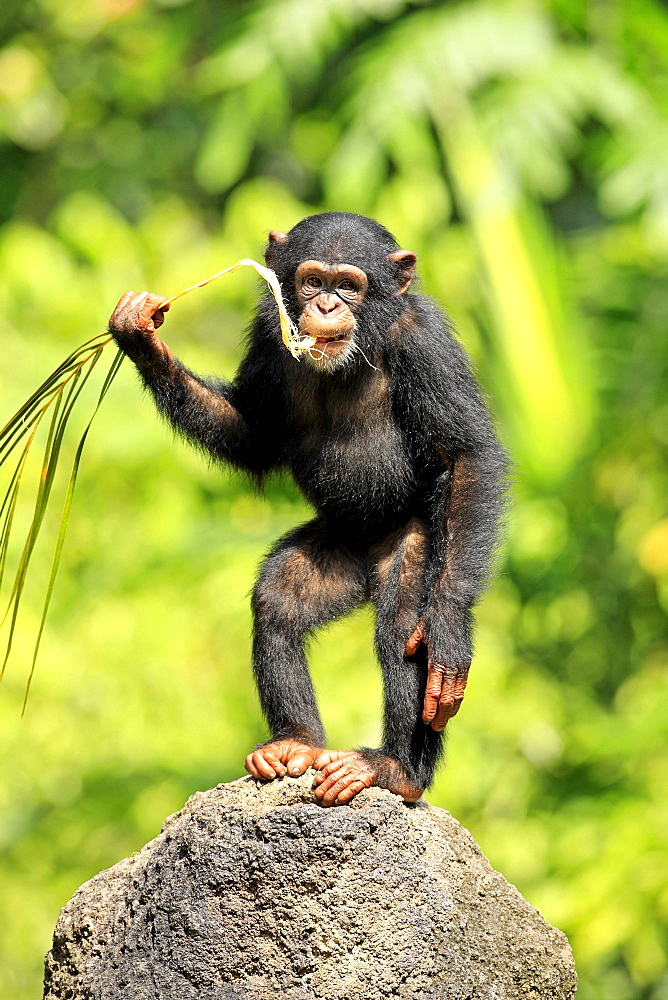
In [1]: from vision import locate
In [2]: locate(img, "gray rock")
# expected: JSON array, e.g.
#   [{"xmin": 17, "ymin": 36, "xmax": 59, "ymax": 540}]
[{"xmin": 44, "ymin": 773, "xmax": 577, "ymax": 999}]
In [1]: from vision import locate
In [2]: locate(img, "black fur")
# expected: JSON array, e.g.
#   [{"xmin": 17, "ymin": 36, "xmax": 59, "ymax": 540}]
[{"xmin": 124, "ymin": 212, "xmax": 508, "ymax": 794}]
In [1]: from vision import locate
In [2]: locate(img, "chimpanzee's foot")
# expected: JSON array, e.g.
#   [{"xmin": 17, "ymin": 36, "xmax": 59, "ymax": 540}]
[
  {"xmin": 245, "ymin": 739, "xmax": 324, "ymax": 781},
  {"xmin": 312, "ymin": 750, "xmax": 422, "ymax": 805}
]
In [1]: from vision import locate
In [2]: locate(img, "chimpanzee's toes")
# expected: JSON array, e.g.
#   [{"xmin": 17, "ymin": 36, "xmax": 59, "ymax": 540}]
[
  {"xmin": 245, "ymin": 740, "xmax": 324, "ymax": 781},
  {"xmin": 312, "ymin": 751, "xmax": 376, "ymax": 805}
]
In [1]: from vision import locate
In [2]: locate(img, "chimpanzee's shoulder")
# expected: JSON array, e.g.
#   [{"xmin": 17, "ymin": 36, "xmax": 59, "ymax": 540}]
[{"xmin": 387, "ymin": 294, "xmax": 473, "ymax": 373}]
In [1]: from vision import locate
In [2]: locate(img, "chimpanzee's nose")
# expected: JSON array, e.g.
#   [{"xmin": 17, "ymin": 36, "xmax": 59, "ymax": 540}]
[{"xmin": 316, "ymin": 294, "xmax": 339, "ymax": 314}]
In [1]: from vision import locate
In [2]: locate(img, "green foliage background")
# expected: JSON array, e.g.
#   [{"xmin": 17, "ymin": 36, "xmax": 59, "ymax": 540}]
[{"xmin": 1, "ymin": 1, "xmax": 667, "ymax": 996}]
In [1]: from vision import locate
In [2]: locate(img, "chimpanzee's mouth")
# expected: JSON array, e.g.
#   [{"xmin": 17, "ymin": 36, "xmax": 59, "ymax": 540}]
[
  {"xmin": 312, "ymin": 332, "xmax": 349, "ymax": 345},
  {"xmin": 302, "ymin": 327, "xmax": 356, "ymax": 368}
]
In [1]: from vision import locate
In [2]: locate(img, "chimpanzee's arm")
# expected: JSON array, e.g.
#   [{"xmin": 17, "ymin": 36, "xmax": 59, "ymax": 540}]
[
  {"xmin": 392, "ymin": 300, "xmax": 508, "ymax": 729},
  {"xmin": 109, "ymin": 291, "xmax": 284, "ymax": 475},
  {"xmin": 417, "ymin": 443, "xmax": 506, "ymax": 728}
]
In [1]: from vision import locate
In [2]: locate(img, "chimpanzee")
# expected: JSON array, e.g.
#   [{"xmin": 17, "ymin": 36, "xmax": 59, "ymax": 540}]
[{"xmin": 108, "ymin": 212, "xmax": 507, "ymax": 805}]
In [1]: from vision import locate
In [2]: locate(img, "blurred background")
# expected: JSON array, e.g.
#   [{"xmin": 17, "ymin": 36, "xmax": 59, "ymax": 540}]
[{"xmin": 0, "ymin": 0, "xmax": 667, "ymax": 996}]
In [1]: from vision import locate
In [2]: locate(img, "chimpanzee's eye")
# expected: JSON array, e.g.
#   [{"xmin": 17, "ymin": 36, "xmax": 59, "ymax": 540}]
[
  {"xmin": 306, "ymin": 275, "xmax": 323, "ymax": 288},
  {"xmin": 338, "ymin": 280, "xmax": 356, "ymax": 292}
]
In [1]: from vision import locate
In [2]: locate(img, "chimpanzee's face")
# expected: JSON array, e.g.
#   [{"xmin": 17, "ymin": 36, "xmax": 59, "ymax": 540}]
[{"xmin": 294, "ymin": 260, "xmax": 368, "ymax": 371}]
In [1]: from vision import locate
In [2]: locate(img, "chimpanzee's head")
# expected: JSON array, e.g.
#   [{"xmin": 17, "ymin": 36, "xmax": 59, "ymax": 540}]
[{"xmin": 264, "ymin": 212, "xmax": 416, "ymax": 371}]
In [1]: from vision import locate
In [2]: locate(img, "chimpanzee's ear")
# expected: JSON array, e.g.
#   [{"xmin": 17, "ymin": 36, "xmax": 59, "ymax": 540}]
[
  {"xmin": 387, "ymin": 249, "xmax": 417, "ymax": 294},
  {"xmin": 264, "ymin": 230, "xmax": 289, "ymax": 267}
]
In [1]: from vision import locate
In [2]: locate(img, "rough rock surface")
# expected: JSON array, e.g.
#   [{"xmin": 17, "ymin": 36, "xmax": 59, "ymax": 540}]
[{"xmin": 44, "ymin": 773, "xmax": 577, "ymax": 1000}]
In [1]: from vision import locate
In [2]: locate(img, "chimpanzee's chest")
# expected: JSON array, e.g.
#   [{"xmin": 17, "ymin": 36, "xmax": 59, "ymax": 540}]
[{"xmin": 281, "ymin": 371, "xmax": 418, "ymax": 526}]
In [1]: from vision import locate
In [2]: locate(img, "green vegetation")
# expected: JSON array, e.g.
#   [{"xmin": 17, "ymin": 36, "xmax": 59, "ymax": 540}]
[{"xmin": 1, "ymin": 1, "xmax": 667, "ymax": 996}]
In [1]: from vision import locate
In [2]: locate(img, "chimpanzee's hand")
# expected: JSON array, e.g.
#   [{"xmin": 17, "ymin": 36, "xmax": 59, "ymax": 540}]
[
  {"xmin": 405, "ymin": 619, "xmax": 469, "ymax": 731},
  {"xmin": 108, "ymin": 290, "xmax": 172, "ymax": 366}
]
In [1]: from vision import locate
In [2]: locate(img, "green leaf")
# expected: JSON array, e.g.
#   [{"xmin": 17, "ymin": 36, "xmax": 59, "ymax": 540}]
[
  {"xmin": 22, "ymin": 349, "xmax": 124, "ymax": 710},
  {"xmin": 0, "ymin": 340, "xmax": 119, "ymax": 680}
]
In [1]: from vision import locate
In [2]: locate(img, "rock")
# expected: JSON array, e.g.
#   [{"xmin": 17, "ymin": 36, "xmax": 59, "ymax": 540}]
[{"xmin": 43, "ymin": 773, "xmax": 577, "ymax": 999}]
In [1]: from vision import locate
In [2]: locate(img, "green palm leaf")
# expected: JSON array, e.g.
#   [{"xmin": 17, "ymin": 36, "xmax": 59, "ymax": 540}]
[
  {"xmin": 21, "ymin": 348, "xmax": 124, "ymax": 711},
  {"xmin": 0, "ymin": 337, "xmax": 123, "ymax": 693}
]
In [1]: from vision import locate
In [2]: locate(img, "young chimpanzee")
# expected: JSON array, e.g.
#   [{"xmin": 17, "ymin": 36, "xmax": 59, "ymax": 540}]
[{"xmin": 109, "ymin": 212, "xmax": 507, "ymax": 805}]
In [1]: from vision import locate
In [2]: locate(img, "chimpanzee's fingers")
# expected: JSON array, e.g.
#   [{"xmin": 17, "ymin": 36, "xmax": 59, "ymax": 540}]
[
  {"xmin": 404, "ymin": 634, "xmax": 422, "ymax": 656},
  {"xmin": 109, "ymin": 290, "xmax": 170, "ymax": 344},
  {"xmin": 285, "ymin": 748, "xmax": 313, "ymax": 776},
  {"xmin": 138, "ymin": 292, "xmax": 170, "ymax": 332},
  {"xmin": 116, "ymin": 290, "xmax": 136, "ymax": 310},
  {"xmin": 431, "ymin": 666, "xmax": 469, "ymax": 731},
  {"xmin": 448, "ymin": 667, "xmax": 469, "ymax": 719},
  {"xmin": 422, "ymin": 663, "xmax": 445, "ymax": 723},
  {"xmin": 431, "ymin": 703, "xmax": 452, "ymax": 731},
  {"xmin": 431, "ymin": 666, "xmax": 457, "ymax": 731},
  {"xmin": 108, "ymin": 290, "xmax": 136, "ymax": 331},
  {"xmin": 404, "ymin": 620, "xmax": 425, "ymax": 657}
]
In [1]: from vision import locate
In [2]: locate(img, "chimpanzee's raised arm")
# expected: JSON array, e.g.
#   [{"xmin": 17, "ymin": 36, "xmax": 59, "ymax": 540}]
[{"xmin": 108, "ymin": 290, "xmax": 283, "ymax": 475}]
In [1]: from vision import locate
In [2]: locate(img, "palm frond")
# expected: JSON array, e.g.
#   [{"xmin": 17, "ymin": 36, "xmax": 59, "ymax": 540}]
[
  {"xmin": 0, "ymin": 336, "xmax": 121, "ymax": 687},
  {"xmin": 21, "ymin": 348, "xmax": 125, "ymax": 712}
]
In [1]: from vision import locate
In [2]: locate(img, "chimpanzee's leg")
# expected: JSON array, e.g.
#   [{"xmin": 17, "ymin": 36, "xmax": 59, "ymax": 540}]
[
  {"xmin": 314, "ymin": 519, "xmax": 442, "ymax": 804},
  {"xmin": 373, "ymin": 518, "xmax": 444, "ymax": 792},
  {"xmin": 245, "ymin": 519, "xmax": 367, "ymax": 782}
]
